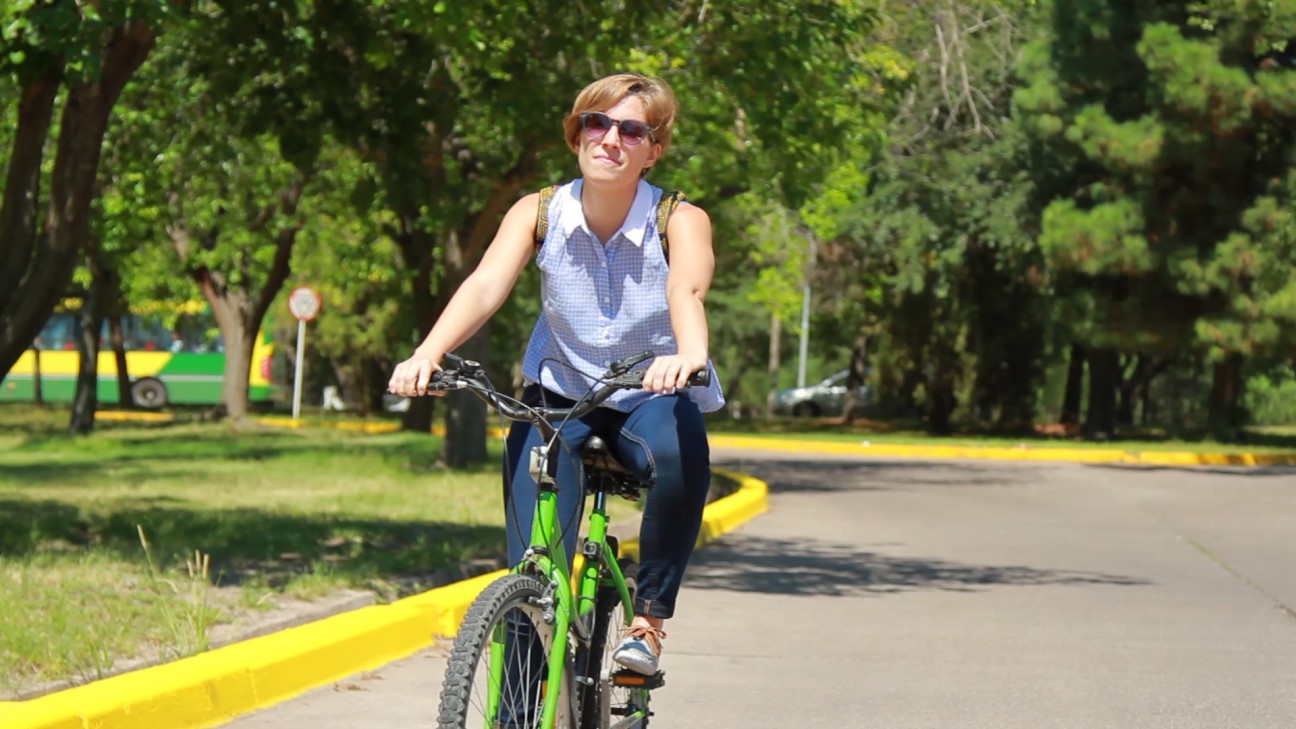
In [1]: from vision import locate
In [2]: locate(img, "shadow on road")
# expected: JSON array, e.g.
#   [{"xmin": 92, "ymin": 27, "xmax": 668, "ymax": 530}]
[
  {"xmin": 685, "ymin": 533, "xmax": 1148, "ymax": 597},
  {"xmin": 700, "ymin": 457, "xmax": 1145, "ymax": 597},
  {"xmin": 1085, "ymin": 463, "xmax": 1296, "ymax": 477},
  {"xmin": 714, "ymin": 457, "xmax": 1050, "ymax": 493}
]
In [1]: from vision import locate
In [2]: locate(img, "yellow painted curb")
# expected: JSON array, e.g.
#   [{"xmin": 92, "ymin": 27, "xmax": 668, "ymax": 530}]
[
  {"xmin": 0, "ymin": 601, "xmax": 434, "ymax": 729},
  {"xmin": 707, "ymin": 434, "xmax": 1296, "ymax": 468},
  {"xmin": 253, "ymin": 416, "xmax": 506, "ymax": 438},
  {"xmin": 702, "ymin": 469, "xmax": 770, "ymax": 544},
  {"xmin": 0, "ymin": 471, "xmax": 770, "ymax": 729},
  {"xmin": 95, "ymin": 410, "xmax": 175, "ymax": 423}
]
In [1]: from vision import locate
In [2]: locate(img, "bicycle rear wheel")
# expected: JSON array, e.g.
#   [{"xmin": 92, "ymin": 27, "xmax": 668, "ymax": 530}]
[
  {"xmin": 579, "ymin": 561, "xmax": 652, "ymax": 729},
  {"xmin": 437, "ymin": 574, "xmax": 577, "ymax": 729}
]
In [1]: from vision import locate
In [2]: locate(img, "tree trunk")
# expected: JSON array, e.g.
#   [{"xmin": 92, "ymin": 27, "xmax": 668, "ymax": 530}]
[
  {"xmin": 1083, "ymin": 348, "xmax": 1120, "ymax": 440},
  {"xmin": 70, "ymin": 249, "xmax": 112, "ymax": 430},
  {"xmin": 219, "ymin": 317, "xmax": 257, "ymax": 421},
  {"xmin": 0, "ymin": 20, "xmax": 156, "ymax": 377},
  {"xmin": 1117, "ymin": 355, "xmax": 1171, "ymax": 427},
  {"xmin": 0, "ymin": 77, "xmax": 59, "ymax": 316},
  {"xmin": 444, "ymin": 326, "xmax": 490, "ymax": 467},
  {"xmin": 927, "ymin": 378, "xmax": 957, "ymax": 435},
  {"xmin": 766, "ymin": 314, "xmax": 781, "ymax": 416},
  {"xmin": 70, "ymin": 273, "xmax": 108, "ymax": 435},
  {"xmin": 925, "ymin": 344, "xmax": 958, "ymax": 435},
  {"xmin": 109, "ymin": 315, "xmax": 133, "ymax": 407},
  {"xmin": 175, "ymin": 175, "xmax": 305, "ymax": 422},
  {"xmin": 1060, "ymin": 344, "xmax": 1085, "ymax": 426},
  {"xmin": 32, "ymin": 345, "xmax": 44, "ymax": 405},
  {"xmin": 396, "ymin": 225, "xmax": 439, "ymax": 434},
  {"xmin": 840, "ymin": 332, "xmax": 868, "ymax": 424},
  {"xmin": 366, "ymin": 358, "xmax": 389, "ymax": 415},
  {"xmin": 331, "ymin": 359, "xmax": 370, "ymax": 415},
  {"xmin": 1208, "ymin": 353, "xmax": 1246, "ymax": 434},
  {"xmin": 1116, "ymin": 355, "xmax": 1139, "ymax": 427},
  {"xmin": 438, "ymin": 225, "xmax": 489, "ymax": 467}
]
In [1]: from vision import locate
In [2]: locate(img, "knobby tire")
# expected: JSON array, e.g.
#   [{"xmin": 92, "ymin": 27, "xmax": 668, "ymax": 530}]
[{"xmin": 437, "ymin": 574, "xmax": 577, "ymax": 729}]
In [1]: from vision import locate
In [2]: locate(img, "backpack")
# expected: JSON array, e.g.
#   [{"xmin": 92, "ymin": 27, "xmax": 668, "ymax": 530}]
[{"xmin": 533, "ymin": 184, "xmax": 686, "ymax": 264}]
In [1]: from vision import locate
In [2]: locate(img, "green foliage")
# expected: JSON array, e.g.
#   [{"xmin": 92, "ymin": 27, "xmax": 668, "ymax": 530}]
[
  {"xmin": 1, "ymin": 1, "xmax": 175, "ymax": 79},
  {"xmin": 1246, "ymin": 365, "xmax": 1296, "ymax": 425},
  {"xmin": 1018, "ymin": 0, "xmax": 1296, "ymax": 429},
  {"xmin": 287, "ymin": 143, "xmax": 407, "ymax": 377},
  {"xmin": 816, "ymin": 0, "xmax": 1048, "ymax": 430}
]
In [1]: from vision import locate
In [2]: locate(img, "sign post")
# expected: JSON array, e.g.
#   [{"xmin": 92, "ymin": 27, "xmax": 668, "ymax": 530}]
[{"xmin": 287, "ymin": 286, "xmax": 322, "ymax": 421}]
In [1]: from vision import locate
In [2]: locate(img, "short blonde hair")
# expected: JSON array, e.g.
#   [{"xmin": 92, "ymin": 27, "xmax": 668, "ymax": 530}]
[{"xmin": 563, "ymin": 73, "xmax": 678, "ymax": 156}]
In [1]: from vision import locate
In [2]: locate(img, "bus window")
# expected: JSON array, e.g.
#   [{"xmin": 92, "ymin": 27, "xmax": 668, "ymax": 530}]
[{"xmin": 35, "ymin": 313, "xmax": 77, "ymax": 351}]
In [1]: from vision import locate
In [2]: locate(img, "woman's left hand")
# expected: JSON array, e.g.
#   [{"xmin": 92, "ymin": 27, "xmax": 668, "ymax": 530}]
[{"xmin": 642, "ymin": 354, "xmax": 707, "ymax": 394}]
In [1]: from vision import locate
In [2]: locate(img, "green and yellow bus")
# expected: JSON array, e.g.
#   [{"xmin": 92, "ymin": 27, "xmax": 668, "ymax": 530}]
[{"xmin": 0, "ymin": 303, "xmax": 276, "ymax": 409}]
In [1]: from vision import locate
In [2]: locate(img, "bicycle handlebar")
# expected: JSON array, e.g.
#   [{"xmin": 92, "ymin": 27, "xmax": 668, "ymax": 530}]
[{"xmin": 428, "ymin": 350, "xmax": 710, "ymax": 428}]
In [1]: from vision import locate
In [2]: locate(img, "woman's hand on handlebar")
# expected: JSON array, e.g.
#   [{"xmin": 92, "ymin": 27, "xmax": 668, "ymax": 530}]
[
  {"xmin": 643, "ymin": 353, "xmax": 707, "ymax": 394},
  {"xmin": 388, "ymin": 352, "xmax": 445, "ymax": 397}
]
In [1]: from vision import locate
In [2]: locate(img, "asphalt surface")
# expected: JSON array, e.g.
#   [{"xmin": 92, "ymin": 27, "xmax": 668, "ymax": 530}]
[{"xmin": 225, "ymin": 450, "xmax": 1296, "ymax": 728}]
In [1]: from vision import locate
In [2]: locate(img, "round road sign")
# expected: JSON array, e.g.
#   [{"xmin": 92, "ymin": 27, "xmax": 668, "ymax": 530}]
[{"xmin": 288, "ymin": 286, "xmax": 322, "ymax": 322}]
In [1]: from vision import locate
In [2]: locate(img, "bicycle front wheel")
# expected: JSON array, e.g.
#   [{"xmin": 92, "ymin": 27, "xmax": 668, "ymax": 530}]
[{"xmin": 437, "ymin": 574, "xmax": 577, "ymax": 729}]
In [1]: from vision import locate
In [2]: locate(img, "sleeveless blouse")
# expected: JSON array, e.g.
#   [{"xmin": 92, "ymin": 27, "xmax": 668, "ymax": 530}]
[{"xmin": 520, "ymin": 178, "xmax": 726, "ymax": 413}]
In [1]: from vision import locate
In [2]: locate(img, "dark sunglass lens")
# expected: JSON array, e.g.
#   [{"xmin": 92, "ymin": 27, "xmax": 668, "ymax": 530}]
[
  {"xmin": 619, "ymin": 120, "xmax": 650, "ymax": 142},
  {"xmin": 582, "ymin": 112, "xmax": 612, "ymax": 133}
]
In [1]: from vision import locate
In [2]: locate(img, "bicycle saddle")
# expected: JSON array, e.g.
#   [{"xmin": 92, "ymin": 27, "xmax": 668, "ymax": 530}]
[{"xmin": 581, "ymin": 436, "xmax": 648, "ymax": 497}]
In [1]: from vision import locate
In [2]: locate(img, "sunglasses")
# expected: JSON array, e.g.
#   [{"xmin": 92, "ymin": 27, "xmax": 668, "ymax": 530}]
[{"xmin": 579, "ymin": 112, "xmax": 656, "ymax": 146}]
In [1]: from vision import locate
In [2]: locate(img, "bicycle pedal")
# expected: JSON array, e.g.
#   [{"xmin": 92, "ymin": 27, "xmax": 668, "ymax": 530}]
[{"xmin": 611, "ymin": 670, "xmax": 665, "ymax": 690}]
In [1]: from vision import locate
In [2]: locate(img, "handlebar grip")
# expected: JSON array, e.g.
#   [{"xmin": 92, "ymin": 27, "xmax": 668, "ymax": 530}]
[
  {"xmin": 686, "ymin": 368, "xmax": 711, "ymax": 387},
  {"xmin": 617, "ymin": 367, "xmax": 711, "ymax": 388}
]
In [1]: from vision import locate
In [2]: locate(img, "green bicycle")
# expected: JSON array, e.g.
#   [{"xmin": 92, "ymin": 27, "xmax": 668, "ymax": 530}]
[{"xmin": 429, "ymin": 352, "xmax": 708, "ymax": 729}]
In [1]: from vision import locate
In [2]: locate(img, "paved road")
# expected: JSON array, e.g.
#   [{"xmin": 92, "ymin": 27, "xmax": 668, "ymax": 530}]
[{"xmin": 227, "ymin": 451, "xmax": 1296, "ymax": 728}]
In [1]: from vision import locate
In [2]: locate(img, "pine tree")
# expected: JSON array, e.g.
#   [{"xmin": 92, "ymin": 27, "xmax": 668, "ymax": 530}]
[{"xmin": 1017, "ymin": 0, "xmax": 1296, "ymax": 434}]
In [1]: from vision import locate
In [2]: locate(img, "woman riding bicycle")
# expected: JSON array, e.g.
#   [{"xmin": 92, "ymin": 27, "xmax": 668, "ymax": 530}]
[{"xmin": 388, "ymin": 72, "xmax": 724, "ymax": 676}]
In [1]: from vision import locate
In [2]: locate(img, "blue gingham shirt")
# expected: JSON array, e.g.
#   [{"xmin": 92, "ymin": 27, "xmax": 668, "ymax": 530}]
[{"xmin": 521, "ymin": 178, "xmax": 726, "ymax": 413}]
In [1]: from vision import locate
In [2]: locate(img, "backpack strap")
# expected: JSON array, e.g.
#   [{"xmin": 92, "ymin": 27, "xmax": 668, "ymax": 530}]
[
  {"xmin": 657, "ymin": 190, "xmax": 686, "ymax": 264},
  {"xmin": 533, "ymin": 184, "xmax": 560, "ymax": 251},
  {"xmin": 534, "ymin": 185, "xmax": 686, "ymax": 264}
]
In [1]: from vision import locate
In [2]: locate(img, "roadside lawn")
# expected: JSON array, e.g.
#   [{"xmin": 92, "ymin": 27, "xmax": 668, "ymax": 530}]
[{"xmin": 0, "ymin": 406, "xmax": 545, "ymax": 699}]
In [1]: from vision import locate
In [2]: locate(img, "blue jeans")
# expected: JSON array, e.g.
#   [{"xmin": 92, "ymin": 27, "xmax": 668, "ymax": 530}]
[{"xmin": 504, "ymin": 385, "xmax": 711, "ymax": 619}]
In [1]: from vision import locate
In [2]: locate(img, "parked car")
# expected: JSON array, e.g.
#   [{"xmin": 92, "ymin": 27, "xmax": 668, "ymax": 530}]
[{"xmin": 773, "ymin": 370, "xmax": 870, "ymax": 417}]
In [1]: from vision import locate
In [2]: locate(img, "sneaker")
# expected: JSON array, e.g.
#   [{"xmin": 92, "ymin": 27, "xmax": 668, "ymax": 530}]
[{"xmin": 612, "ymin": 624, "xmax": 666, "ymax": 675}]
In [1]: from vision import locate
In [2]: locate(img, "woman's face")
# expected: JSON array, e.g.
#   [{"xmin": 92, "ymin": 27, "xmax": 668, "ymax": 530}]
[{"xmin": 577, "ymin": 95, "xmax": 662, "ymax": 185}]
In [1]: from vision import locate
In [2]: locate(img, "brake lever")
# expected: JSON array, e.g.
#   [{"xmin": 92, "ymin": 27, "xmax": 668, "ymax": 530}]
[
  {"xmin": 607, "ymin": 351, "xmax": 654, "ymax": 376},
  {"xmin": 428, "ymin": 370, "xmax": 461, "ymax": 391},
  {"xmin": 611, "ymin": 368, "xmax": 711, "ymax": 388}
]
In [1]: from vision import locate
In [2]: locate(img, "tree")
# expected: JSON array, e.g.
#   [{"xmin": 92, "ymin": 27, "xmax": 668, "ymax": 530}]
[
  {"xmin": 0, "ymin": 0, "xmax": 172, "ymax": 378},
  {"xmin": 1017, "ymin": 0, "xmax": 1296, "ymax": 434},
  {"xmin": 288, "ymin": 145, "xmax": 407, "ymax": 416},
  {"xmin": 106, "ymin": 10, "xmax": 322, "ymax": 422},
  {"xmin": 828, "ymin": 0, "xmax": 1047, "ymax": 433}
]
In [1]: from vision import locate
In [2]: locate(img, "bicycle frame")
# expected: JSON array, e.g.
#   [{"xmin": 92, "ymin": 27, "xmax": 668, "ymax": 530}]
[
  {"xmin": 430, "ymin": 351, "xmax": 699, "ymax": 728},
  {"xmin": 485, "ymin": 449, "xmax": 637, "ymax": 728}
]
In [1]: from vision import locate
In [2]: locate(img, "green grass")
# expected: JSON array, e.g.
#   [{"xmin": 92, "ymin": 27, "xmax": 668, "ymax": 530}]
[
  {"xmin": 0, "ymin": 552, "xmax": 214, "ymax": 697},
  {"xmin": 0, "ymin": 404, "xmax": 536, "ymax": 697}
]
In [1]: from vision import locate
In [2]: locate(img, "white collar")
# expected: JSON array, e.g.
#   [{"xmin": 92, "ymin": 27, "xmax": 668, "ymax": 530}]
[{"xmin": 560, "ymin": 179, "xmax": 654, "ymax": 246}]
